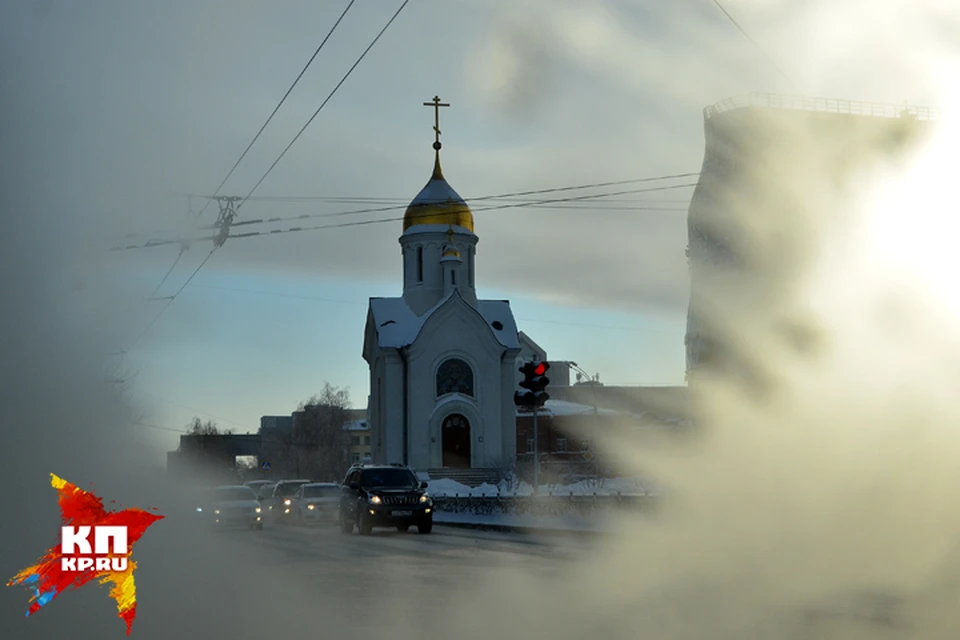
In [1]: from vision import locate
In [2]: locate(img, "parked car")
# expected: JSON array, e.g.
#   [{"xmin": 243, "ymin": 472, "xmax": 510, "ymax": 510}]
[
  {"xmin": 338, "ymin": 464, "xmax": 433, "ymax": 535},
  {"xmin": 291, "ymin": 482, "xmax": 341, "ymax": 524}
]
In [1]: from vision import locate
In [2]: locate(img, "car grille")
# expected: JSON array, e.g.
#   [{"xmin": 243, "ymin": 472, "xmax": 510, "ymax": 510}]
[{"xmin": 380, "ymin": 494, "xmax": 418, "ymax": 506}]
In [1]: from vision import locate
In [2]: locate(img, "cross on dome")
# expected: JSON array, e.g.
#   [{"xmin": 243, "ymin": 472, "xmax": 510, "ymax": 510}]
[{"xmin": 423, "ymin": 95, "xmax": 450, "ymax": 151}]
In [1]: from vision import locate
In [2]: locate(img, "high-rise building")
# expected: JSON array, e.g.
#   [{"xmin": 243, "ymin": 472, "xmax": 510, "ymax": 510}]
[{"xmin": 685, "ymin": 93, "xmax": 936, "ymax": 388}]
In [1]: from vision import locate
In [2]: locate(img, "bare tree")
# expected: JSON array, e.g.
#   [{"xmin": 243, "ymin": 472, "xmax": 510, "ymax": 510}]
[
  {"xmin": 491, "ymin": 456, "xmax": 521, "ymax": 493},
  {"xmin": 186, "ymin": 416, "xmax": 233, "ymax": 435},
  {"xmin": 289, "ymin": 383, "xmax": 351, "ymax": 481}
]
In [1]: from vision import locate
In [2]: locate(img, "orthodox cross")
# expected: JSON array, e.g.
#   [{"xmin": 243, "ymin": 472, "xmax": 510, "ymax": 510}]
[{"xmin": 423, "ymin": 95, "xmax": 450, "ymax": 148}]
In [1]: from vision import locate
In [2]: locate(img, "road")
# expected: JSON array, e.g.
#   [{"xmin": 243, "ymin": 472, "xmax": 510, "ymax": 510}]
[{"xmin": 4, "ymin": 516, "xmax": 599, "ymax": 640}]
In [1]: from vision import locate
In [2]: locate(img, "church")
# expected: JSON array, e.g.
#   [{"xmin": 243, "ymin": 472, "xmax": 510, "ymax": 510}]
[{"xmin": 362, "ymin": 97, "xmax": 542, "ymax": 471}]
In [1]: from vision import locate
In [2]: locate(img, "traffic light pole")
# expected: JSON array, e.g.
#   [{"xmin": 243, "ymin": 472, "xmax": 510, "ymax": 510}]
[{"xmin": 532, "ymin": 405, "xmax": 539, "ymax": 495}]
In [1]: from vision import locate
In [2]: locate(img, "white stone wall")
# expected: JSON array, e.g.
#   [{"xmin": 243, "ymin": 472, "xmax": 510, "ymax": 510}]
[
  {"xmin": 404, "ymin": 296, "xmax": 509, "ymax": 469},
  {"xmin": 400, "ymin": 225, "xmax": 478, "ymax": 315}
]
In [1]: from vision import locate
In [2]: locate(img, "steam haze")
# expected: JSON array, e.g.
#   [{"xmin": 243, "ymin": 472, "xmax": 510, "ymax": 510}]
[{"xmin": 5, "ymin": 1, "xmax": 960, "ymax": 639}]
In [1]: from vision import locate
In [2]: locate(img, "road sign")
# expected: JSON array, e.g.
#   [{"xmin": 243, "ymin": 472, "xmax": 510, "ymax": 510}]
[{"xmin": 260, "ymin": 461, "xmax": 271, "ymax": 471}]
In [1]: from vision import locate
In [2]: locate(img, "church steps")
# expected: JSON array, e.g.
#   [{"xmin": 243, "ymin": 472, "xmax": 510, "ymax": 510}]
[{"xmin": 424, "ymin": 468, "xmax": 500, "ymax": 488}]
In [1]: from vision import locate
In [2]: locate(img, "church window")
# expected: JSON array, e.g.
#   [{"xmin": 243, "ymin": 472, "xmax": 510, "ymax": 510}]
[
  {"xmin": 451, "ymin": 270, "xmax": 456, "ymax": 285},
  {"xmin": 468, "ymin": 247, "xmax": 474, "ymax": 285},
  {"xmin": 416, "ymin": 247, "xmax": 423, "ymax": 282},
  {"xmin": 436, "ymin": 358, "xmax": 474, "ymax": 397}
]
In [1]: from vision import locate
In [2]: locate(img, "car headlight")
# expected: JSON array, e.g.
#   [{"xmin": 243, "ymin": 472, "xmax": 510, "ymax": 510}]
[
  {"xmin": 368, "ymin": 495, "xmax": 381, "ymax": 505},
  {"xmin": 196, "ymin": 507, "xmax": 202, "ymax": 512},
  {"xmin": 255, "ymin": 507, "xmax": 261, "ymax": 513},
  {"xmin": 419, "ymin": 494, "xmax": 430, "ymax": 503},
  {"xmin": 307, "ymin": 504, "xmax": 315, "ymax": 510},
  {"xmin": 214, "ymin": 509, "xmax": 221, "ymax": 515},
  {"xmin": 283, "ymin": 499, "xmax": 291, "ymax": 506}
]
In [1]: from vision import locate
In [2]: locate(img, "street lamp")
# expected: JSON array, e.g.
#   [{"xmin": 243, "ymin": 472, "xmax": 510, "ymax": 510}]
[{"xmin": 568, "ymin": 362, "xmax": 599, "ymax": 418}]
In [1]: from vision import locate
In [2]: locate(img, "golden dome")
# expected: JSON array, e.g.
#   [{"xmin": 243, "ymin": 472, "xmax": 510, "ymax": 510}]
[{"xmin": 403, "ymin": 151, "xmax": 474, "ymax": 233}]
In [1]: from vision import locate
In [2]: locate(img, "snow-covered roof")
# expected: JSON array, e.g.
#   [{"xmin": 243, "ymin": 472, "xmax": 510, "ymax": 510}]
[
  {"xmin": 343, "ymin": 420, "xmax": 370, "ymax": 431},
  {"xmin": 369, "ymin": 290, "xmax": 520, "ymax": 350},
  {"xmin": 516, "ymin": 399, "xmax": 622, "ymax": 417},
  {"xmin": 401, "ymin": 224, "xmax": 475, "ymax": 237},
  {"xmin": 409, "ymin": 178, "xmax": 468, "ymax": 209}
]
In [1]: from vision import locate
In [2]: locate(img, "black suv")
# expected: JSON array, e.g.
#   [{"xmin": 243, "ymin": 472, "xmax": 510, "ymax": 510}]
[{"xmin": 339, "ymin": 464, "xmax": 433, "ymax": 535}]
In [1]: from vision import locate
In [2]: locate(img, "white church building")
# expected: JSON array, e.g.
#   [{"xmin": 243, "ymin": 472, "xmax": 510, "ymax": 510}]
[{"xmin": 362, "ymin": 99, "xmax": 543, "ymax": 470}]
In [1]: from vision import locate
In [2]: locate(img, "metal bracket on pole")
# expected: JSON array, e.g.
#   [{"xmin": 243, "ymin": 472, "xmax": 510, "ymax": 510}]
[{"xmin": 213, "ymin": 196, "xmax": 241, "ymax": 248}]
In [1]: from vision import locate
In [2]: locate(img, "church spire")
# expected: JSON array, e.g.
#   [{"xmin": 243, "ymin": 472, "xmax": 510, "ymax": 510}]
[
  {"xmin": 423, "ymin": 95, "xmax": 450, "ymax": 180},
  {"xmin": 403, "ymin": 95, "xmax": 474, "ymax": 233}
]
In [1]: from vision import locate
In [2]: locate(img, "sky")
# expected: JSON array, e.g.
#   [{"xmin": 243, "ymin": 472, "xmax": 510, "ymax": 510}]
[{"xmin": 4, "ymin": 0, "xmax": 955, "ymax": 457}]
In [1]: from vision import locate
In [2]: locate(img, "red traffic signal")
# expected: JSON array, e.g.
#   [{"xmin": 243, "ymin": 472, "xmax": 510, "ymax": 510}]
[{"xmin": 515, "ymin": 360, "xmax": 551, "ymax": 408}]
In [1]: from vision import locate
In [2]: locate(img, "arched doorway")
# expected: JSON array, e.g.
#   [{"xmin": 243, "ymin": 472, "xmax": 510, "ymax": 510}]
[{"xmin": 441, "ymin": 414, "xmax": 471, "ymax": 468}]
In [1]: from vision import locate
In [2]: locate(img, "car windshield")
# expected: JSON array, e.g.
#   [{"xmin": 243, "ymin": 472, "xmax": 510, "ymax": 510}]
[
  {"xmin": 304, "ymin": 486, "xmax": 340, "ymax": 498},
  {"xmin": 214, "ymin": 487, "xmax": 256, "ymax": 502},
  {"xmin": 359, "ymin": 468, "xmax": 418, "ymax": 489},
  {"xmin": 277, "ymin": 481, "xmax": 309, "ymax": 496}
]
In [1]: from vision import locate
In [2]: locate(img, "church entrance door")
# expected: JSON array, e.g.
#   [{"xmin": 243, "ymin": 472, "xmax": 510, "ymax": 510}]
[{"xmin": 441, "ymin": 414, "xmax": 471, "ymax": 468}]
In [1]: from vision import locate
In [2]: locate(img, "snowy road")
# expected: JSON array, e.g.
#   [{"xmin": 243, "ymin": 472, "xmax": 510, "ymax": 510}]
[{"xmin": 5, "ymin": 518, "xmax": 599, "ymax": 640}]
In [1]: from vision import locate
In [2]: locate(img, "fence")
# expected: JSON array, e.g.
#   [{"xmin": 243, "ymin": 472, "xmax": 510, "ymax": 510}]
[
  {"xmin": 431, "ymin": 493, "xmax": 656, "ymax": 518},
  {"xmin": 703, "ymin": 92, "xmax": 939, "ymax": 121}
]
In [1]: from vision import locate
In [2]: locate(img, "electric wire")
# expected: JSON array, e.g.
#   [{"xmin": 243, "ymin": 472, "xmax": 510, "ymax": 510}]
[
  {"xmin": 194, "ymin": 0, "xmax": 357, "ymax": 222},
  {"xmin": 126, "ymin": 249, "xmax": 216, "ymax": 350},
  {"xmin": 125, "ymin": 1, "xmax": 408, "ymax": 350},
  {"xmin": 116, "ymin": 171, "xmax": 700, "ymax": 246},
  {"xmin": 710, "ymin": 0, "xmax": 800, "ymax": 92},
  {"xmin": 234, "ymin": 0, "xmax": 410, "ymax": 215},
  {"xmin": 224, "ymin": 182, "xmax": 698, "ymax": 240}
]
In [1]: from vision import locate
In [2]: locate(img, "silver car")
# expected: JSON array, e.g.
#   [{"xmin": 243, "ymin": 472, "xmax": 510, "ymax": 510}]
[
  {"xmin": 203, "ymin": 485, "xmax": 263, "ymax": 530},
  {"xmin": 291, "ymin": 483, "xmax": 341, "ymax": 524}
]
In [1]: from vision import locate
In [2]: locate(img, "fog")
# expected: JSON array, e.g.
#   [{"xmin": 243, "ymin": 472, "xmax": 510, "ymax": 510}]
[{"xmin": 5, "ymin": 0, "xmax": 960, "ymax": 639}]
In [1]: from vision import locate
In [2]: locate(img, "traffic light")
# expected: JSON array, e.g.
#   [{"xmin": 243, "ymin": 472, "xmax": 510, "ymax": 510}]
[{"xmin": 514, "ymin": 361, "xmax": 551, "ymax": 408}]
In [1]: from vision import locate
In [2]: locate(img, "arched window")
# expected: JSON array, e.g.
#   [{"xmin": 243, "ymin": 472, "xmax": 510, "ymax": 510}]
[
  {"xmin": 467, "ymin": 247, "xmax": 474, "ymax": 286},
  {"xmin": 436, "ymin": 358, "xmax": 474, "ymax": 398},
  {"xmin": 416, "ymin": 246, "xmax": 424, "ymax": 282}
]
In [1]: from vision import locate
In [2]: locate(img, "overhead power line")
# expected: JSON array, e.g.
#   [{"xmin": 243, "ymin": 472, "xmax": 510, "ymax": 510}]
[
  {"xmin": 123, "ymin": 1, "xmax": 409, "ymax": 351},
  {"xmin": 161, "ymin": 182, "xmax": 699, "ymax": 247},
  {"xmin": 114, "ymin": 171, "xmax": 700, "ymax": 247},
  {"xmin": 126, "ymin": 249, "xmax": 217, "ymax": 351},
  {"xmin": 136, "ymin": 421, "xmax": 190, "ymax": 434},
  {"xmin": 710, "ymin": 0, "xmax": 800, "ymax": 92},
  {"xmin": 129, "ymin": 4, "xmax": 356, "ymax": 347},
  {"xmin": 235, "ymin": 0, "xmax": 410, "ymax": 215},
  {"xmin": 195, "ymin": 0, "xmax": 357, "ymax": 223}
]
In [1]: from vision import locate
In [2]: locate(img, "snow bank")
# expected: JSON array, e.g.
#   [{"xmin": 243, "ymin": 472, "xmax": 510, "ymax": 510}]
[
  {"xmin": 424, "ymin": 476, "xmax": 657, "ymax": 497},
  {"xmin": 433, "ymin": 511, "xmax": 617, "ymax": 533}
]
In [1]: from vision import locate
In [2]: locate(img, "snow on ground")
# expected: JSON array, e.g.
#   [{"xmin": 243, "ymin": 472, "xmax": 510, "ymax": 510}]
[
  {"xmin": 424, "ymin": 476, "xmax": 656, "ymax": 497},
  {"xmin": 433, "ymin": 511, "xmax": 619, "ymax": 533}
]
